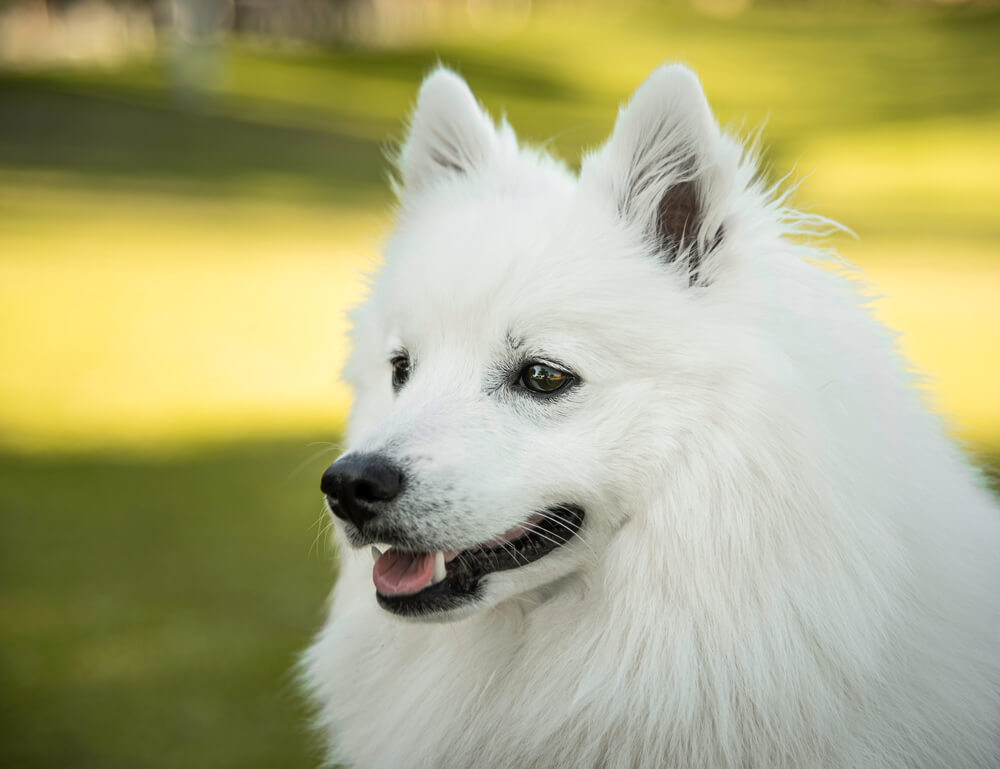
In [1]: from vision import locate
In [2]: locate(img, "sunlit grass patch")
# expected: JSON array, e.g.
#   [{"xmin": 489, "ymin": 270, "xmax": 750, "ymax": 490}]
[
  {"xmin": 796, "ymin": 117, "xmax": 1000, "ymax": 240},
  {"xmin": 848, "ymin": 239, "xmax": 1000, "ymax": 448},
  {"xmin": 0, "ymin": 176, "xmax": 382, "ymax": 450}
]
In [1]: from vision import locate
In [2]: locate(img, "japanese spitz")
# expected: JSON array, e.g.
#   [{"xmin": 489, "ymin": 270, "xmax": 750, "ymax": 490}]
[{"xmin": 304, "ymin": 64, "xmax": 1000, "ymax": 768}]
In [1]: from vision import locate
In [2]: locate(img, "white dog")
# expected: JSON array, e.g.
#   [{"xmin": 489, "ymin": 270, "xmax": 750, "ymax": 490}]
[{"xmin": 304, "ymin": 64, "xmax": 1000, "ymax": 768}]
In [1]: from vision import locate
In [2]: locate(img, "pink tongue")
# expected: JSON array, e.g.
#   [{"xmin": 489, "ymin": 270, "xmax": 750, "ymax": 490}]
[{"xmin": 373, "ymin": 549, "xmax": 435, "ymax": 596}]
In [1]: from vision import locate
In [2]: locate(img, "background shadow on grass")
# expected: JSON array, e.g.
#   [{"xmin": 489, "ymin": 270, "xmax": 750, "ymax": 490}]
[
  {"xmin": 0, "ymin": 439, "xmax": 339, "ymax": 769},
  {"xmin": 0, "ymin": 41, "xmax": 582, "ymax": 203},
  {"xmin": 0, "ymin": 76, "xmax": 389, "ymax": 203}
]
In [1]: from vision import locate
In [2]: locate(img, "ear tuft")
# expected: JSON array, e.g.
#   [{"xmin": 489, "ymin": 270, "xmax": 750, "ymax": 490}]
[
  {"xmin": 583, "ymin": 63, "xmax": 728, "ymax": 285},
  {"xmin": 398, "ymin": 67, "xmax": 497, "ymax": 197}
]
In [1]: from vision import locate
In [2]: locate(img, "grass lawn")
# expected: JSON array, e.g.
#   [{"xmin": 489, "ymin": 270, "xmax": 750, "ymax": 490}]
[
  {"xmin": 0, "ymin": 438, "xmax": 337, "ymax": 769},
  {"xmin": 1, "ymin": 2, "xmax": 998, "ymax": 767}
]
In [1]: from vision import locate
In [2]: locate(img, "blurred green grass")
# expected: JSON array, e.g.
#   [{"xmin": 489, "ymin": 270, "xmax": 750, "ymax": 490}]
[
  {"xmin": 1, "ymin": 2, "xmax": 999, "ymax": 767},
  {"xmin": 0, "ymin": 438, "xmax": 338, "ymax": 769}
]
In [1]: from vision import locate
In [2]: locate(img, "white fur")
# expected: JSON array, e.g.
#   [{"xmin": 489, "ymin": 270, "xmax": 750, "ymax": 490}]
[{"xmin": 303, "ymin": 64, "xmax": 1000, "ymax": 768}]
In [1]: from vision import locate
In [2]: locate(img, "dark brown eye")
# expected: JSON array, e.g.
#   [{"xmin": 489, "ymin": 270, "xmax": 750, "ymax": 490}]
[
  {"xmin": 391, "ymin": 354, "xmax": 410, "ymax": 391},
  {"xmin": 520, "ymin": 363, "xmax": 571, "ymax": 394}
]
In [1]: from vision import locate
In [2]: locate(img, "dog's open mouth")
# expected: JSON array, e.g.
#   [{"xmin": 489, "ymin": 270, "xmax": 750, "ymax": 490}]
[{"xmin": 371, "ymin": 504, "xmax": 584, "ymax": 617}]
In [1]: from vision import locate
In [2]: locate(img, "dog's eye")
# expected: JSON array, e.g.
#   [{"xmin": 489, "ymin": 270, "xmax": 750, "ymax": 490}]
[
  {"xmin": 391, "ymin": 354, "xmax": 410, "ymax": 391},
  {"xmin": 519, "ymin": 363, "xmax": 571, "ymax": 394}
]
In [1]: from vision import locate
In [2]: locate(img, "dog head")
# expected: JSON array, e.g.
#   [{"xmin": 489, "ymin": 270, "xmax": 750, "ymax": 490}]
[{"xmin": 322, "ymin": 64, "xmax": 767, "ymax": 620}]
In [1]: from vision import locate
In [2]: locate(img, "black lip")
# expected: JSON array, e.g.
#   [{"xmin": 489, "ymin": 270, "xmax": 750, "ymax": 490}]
[{"xmin": 376, "ymin": 504, "xmax": 585, "ymax": 618}]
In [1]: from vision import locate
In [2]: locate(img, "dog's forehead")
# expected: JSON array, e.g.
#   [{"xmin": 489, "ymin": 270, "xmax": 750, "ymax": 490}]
[{"xmin": 381, "ymin": 193, "xmax": 660, "ymax": 338}]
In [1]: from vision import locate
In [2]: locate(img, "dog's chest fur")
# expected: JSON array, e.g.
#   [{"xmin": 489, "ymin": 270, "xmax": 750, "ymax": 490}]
[
  {"xmin": 309, "ymin": 586, "xmax": 617, "ymax": 769},
  {"xmin": 306, "ymin": 549, "xmax": 884, "ymax": 769}
]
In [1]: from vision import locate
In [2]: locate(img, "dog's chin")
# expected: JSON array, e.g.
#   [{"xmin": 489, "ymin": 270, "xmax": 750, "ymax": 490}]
[{"xmin": 352, "ymin": 504, "xmax": 585, "ymax": 622}]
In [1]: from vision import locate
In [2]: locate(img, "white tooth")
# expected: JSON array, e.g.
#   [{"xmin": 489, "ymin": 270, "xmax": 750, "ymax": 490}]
[
  {"xmin": 371, "ymin": 545, "xmax": 383, "ymax": 563},
  {"xmin": 432, "ymin": 550, "xmax": 446, "ymax": 584}
]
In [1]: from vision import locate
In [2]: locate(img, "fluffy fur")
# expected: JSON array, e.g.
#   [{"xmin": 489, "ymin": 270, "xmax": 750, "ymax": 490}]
[{"xmin": 303, "ymin": 64, "xmax": 1000, "ymax": 768}]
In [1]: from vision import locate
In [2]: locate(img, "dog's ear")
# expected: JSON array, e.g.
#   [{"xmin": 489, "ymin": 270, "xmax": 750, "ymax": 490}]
[
  {"xmin": 582, "ymin": 64, "xmax": 729, "ymax": 285},
  {"xmin": 397, "ymin": 67, "xmax": 497, "ymax": 198}
]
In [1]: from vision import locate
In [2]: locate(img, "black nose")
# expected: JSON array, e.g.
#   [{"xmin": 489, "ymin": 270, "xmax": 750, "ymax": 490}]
[{"xmin": 321, "ymin": 453, "xmax": 404, "ymax": 530}]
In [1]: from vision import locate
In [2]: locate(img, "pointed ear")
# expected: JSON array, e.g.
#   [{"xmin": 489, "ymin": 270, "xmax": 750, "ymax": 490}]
[
  {"xmin": 397, "ymin": 67, "xmax": 497, "ymax": 197},
  {"xmin": 582, "ymin": 64, "xmax": 729, "ymax": 285}
]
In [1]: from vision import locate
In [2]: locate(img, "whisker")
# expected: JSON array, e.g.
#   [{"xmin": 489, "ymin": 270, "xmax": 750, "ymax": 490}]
[
  {"xmin": 309, "ymin": 505, "xmax": 333, "ymax": 558},
  {"xmin": 494, "ymin": 538, "xmax": 530, "ymax": 565},
  {"xmin": 529, "ymin": 508, "xmax": 598, "ymax": 561},
  {"xmin": 285, "ymin": 441, "xmax": 345, "ymax": 485}
]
